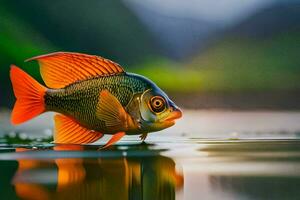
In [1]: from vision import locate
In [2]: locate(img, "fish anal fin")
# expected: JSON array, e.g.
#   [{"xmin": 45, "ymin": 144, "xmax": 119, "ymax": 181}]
[
  {"xmin": 54, "ymin": 114, "xmax": 104, "ymax": 144},
  {"xmin": 96, "ymin": 90, "xmax": 135, "ymax": 131},
  {"xmin": 26, "ymin": 52, "xmax": 125, "ymax": 89},
  {"xmin": 100, "ymin": 132, "xmax": 125, "ymax": 149}
]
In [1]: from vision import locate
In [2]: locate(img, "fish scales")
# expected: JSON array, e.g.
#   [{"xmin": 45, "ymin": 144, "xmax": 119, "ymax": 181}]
[{"xmin": 44, "ymin": 73, "xmax": 149, "ymax": 130}]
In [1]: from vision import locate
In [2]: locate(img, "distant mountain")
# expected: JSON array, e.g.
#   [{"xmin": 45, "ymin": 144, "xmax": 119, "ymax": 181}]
[
  {"xmin": 125, "ymin": 1, "xmax": 300, "ymax": 60},
  {"xmin": 227, "ymin": 2, "xmax": 300, "ymax": 38},
  {"xmin": 186, "ymin": 1, "xmax": 300, "ymax": 92},
  {"xmin": 123, "ymin": 1, "xmax": 221, "ymax": 60}
]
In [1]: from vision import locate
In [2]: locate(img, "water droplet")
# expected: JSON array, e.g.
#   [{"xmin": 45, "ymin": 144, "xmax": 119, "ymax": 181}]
[
  {"xmin": 229, "ymin": 132, "xmax": 239, "ymax": 139},
  {"xmin": 19, "ymin": 133, "xmax": 28, "ymax": 140},
  {"xmin": 8, "ymin": 131, "xmax": 16, "ymax": 138},
  {"xmin": 43, "ymin": 129, "xmax": 52, "ymax": 136}
]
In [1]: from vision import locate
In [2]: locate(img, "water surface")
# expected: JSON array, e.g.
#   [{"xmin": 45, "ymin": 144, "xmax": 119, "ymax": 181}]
[
  {"xmin": 1, "ymin": 138, "xmax": 300, "ymax": 200},
  {"xmin": 1, "ymin": 110, "xmax": 300, "ymax": 200}
]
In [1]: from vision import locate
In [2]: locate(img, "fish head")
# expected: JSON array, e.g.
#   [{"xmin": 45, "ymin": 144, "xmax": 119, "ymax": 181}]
[{"xmin": 137, "ymin": 87, "xmax": 182, "ymax": 132}]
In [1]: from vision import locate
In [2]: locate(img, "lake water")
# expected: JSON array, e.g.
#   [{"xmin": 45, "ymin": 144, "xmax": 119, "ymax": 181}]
[{"xmin": 1, "ymin": 110, "xmax": 300, "ymax": 200}]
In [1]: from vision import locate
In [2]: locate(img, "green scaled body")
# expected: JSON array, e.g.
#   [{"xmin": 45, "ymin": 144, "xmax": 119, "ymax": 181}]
[{"xmin": 45, "ymin": 73, "xmax": 151, "ymax": 132}]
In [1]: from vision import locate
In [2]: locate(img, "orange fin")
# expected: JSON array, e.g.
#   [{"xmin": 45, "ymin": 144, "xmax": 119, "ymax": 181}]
[
  {"xmin": 54, "ymin": 114, "xmax": 104, "ymax": 144},
  {"xmin": 101, "ymin": 132, "xmax": 125, "ymax": 149},
  {"xmin": 53, "ymin": 144, "xmax": 84, "ymax": 151},
  {"xmin": 10, "ymin": 65, "xmax": 47, "ymax": 125},
  {"xmin": 96, "ymin": 90, "xmax": 134, "ymax": 131},
  {"xmin": 55, "ymin": 158, "xmax": 85, "ymax": 190},
  {"xmin": 26, "ymin": 52, "xmax": 125, "ymax": 89},
  {"xmin": 14, "ymin": 183, "xmax": 50, "ymax": 200}
]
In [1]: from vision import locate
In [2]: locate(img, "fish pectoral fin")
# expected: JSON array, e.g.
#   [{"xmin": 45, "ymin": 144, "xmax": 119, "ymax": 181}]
[
  {"xmin": 96, "ymin": 90, "xmax": 133, "ymax": 131},
  {"xmin": 100, "ymin": 132, "xmax": 125, "ymax": 149},
  {"xmin": 26, "ymin": 52, "xmax": 125, "ymax": 89},
  {"xmin": 54, "ymin": 114, "xmax": 104, "ymax": 144}
]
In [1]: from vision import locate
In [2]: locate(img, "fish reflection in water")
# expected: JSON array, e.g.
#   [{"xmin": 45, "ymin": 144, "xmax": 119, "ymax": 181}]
[{"xmin": 11, "ymin": 145, "xmax": 183, "ymax": 200}]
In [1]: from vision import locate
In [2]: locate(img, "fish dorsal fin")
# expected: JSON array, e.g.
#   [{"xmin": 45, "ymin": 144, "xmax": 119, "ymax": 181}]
[
  {"xmin": 96, "ymin": 90, "xmax": 135, "ymax": 131},
  {"xmin": 54, "ymin": 114, "xmax": 104, "ymax": 144},
  {"xmin": 26, "ymin": 52, "xmax": 125, "ymax": 89}
]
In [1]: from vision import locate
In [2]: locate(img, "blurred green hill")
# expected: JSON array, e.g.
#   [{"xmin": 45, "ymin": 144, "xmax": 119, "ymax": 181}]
[
  {"xmin": 134, "ymin": 31, "xmax": 300, "ymax": 93},
  {"xmin": 185, "ymin": 32, "xmax": 300, "ymax": 92},
  {"xmin": 1, "ymin": 0, "xmax": 159, "ymax": 64},
  {"xmin": 187, "ymin": 2, "xmax": 300, "ymax": 92}
]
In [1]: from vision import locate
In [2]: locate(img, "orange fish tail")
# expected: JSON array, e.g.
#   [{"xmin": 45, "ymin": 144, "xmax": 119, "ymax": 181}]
[{"xmin": 10, "ymin": 65, "xmax": 47, "ymax": 125}]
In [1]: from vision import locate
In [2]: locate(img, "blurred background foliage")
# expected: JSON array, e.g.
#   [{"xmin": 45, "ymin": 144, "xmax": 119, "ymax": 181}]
[{"xmin": 0, "ymin": 0, "xmax": 299, "ymax": 108}]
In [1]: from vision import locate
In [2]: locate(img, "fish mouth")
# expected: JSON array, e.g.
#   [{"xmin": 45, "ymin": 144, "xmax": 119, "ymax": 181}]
[
  {"xmin": 150, "ymin": 107, "xmax": 182, "ymax": 130},
  {"xmin": 164, "ymin": 108, "xmax": 182, "ymax": 122}
]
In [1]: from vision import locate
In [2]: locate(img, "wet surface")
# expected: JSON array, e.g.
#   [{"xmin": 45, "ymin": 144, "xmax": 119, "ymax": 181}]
[
  {"xmin": 1, "ymin": 110, "xmax": 300, "ymax": 200},
  {"xmin": 1, "ymin": 138, "xmax": 300, "ymax": 200}
]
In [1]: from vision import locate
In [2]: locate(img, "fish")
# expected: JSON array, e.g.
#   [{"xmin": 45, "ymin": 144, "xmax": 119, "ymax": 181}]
[{"xmin": 10, "ymin": 52, "xmax": 182, "ymax": 148}]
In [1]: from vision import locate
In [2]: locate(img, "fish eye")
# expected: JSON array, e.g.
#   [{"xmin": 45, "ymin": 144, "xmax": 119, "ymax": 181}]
[{"xmin": 149, "ymin": 96, "xmax": 166, "ymax": 113}]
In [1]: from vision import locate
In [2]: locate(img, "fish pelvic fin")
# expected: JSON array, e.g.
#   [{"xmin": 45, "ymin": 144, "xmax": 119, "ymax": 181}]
[
  {"xmin": 54, "ymin": 114, "xmax": 104, "ymax": 144},
  {"xmin": 100, "ymin": 132, "xmax": 125, "ymax": 149},
  {"xmin": 10, "ymin": 65, "xmax": 47, "ymax": 125},
  {"xmin": 140, "ymin": 133, "xmax": 148, "ymax": 142}
]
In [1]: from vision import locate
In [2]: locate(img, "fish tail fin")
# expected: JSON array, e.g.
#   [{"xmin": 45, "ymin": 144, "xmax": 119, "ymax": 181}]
[{"xmin": 10, "ymin": 65, "xmax": 47, "ymax": 125}]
